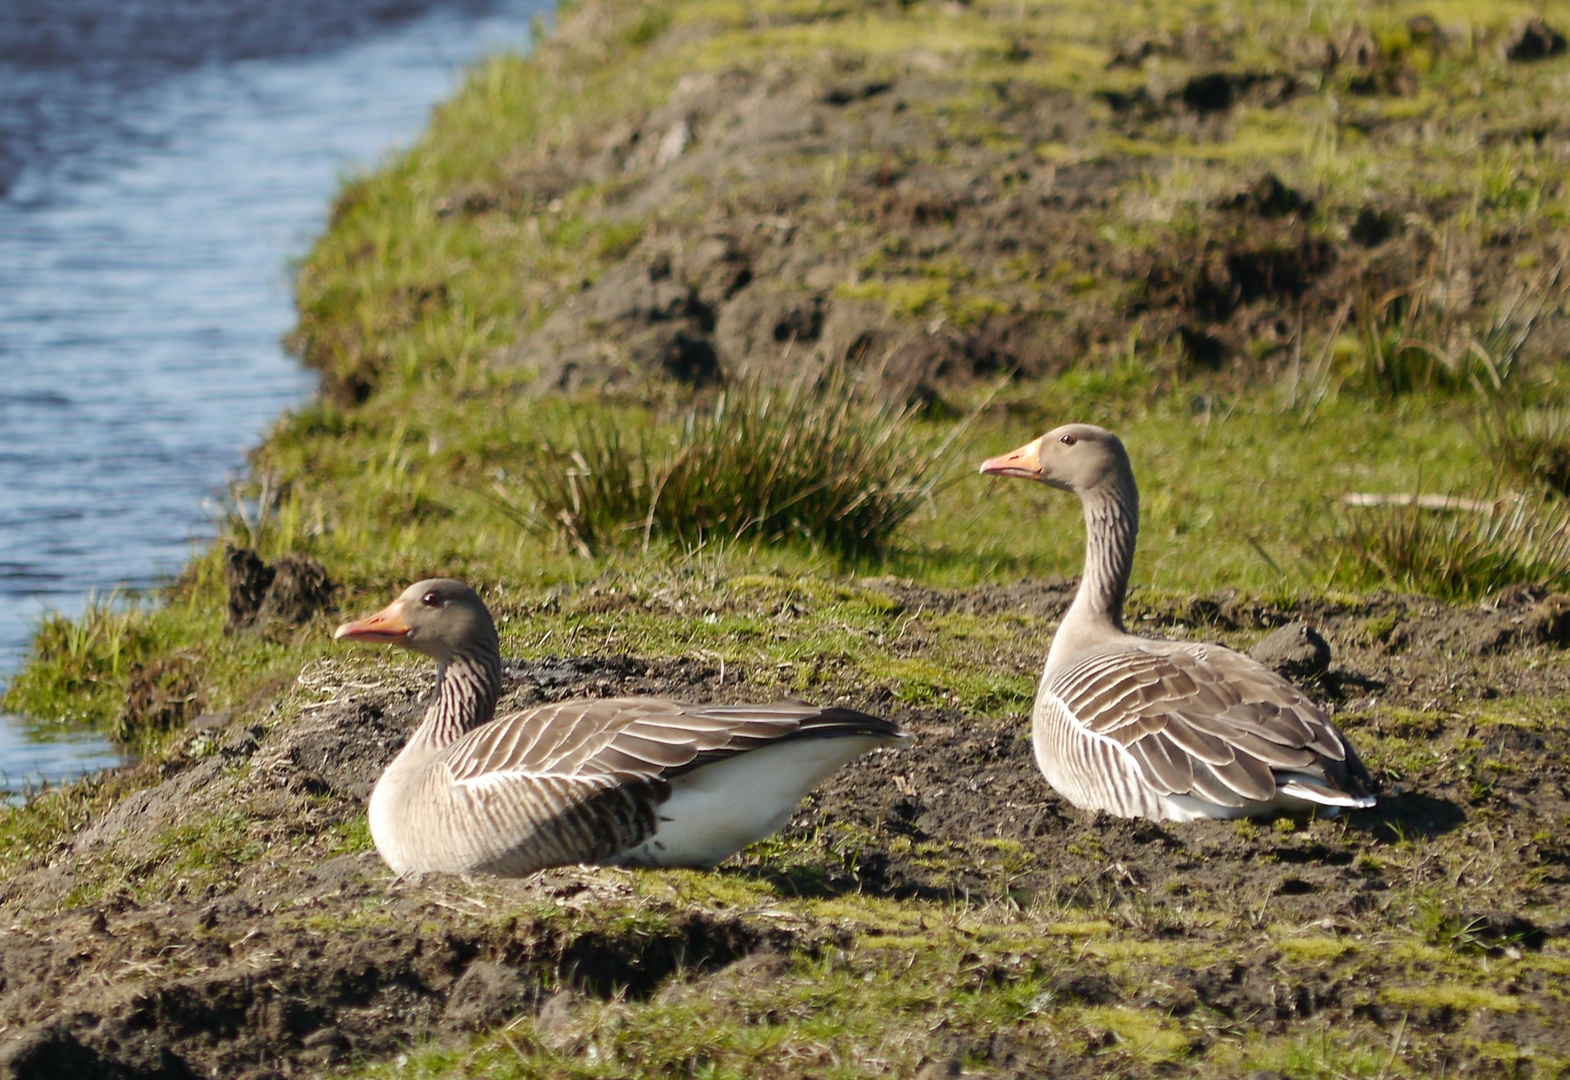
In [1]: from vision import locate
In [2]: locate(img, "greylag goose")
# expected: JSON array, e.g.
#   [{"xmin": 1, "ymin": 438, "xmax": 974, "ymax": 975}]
[
  {"xmin": 980, "ymin": 424, "xmax": 1375, "ymax": 821},
  {"xmin": 334, "ymin": 579, "xmax": 909, "ymax": 875}
]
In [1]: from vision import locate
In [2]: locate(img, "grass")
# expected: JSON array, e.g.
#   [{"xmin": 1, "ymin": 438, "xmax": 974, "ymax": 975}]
[
  {"xmin": 1482, "ymin": 403, "xmax": 1570, "ymax": 495},
  {"xmin": 335, "ymin": 874, "xmax": 1556, "ymax": 1080},
  {"xmin": 2, "ymin": 591, "xmax": 170, "ymax": 728},
  {"xmin": 1321, "ymin": 242, "xmax": 1565, "ymax": 401},
  {"xmin": 516, "ymin": 370, "xmax": 958, "ymax": 559},
  {"xmin": 1344, "ymin": 277, "xmax": 1478, "ymax": 396},
  {"xmin": 3, "ymin": 0, "xmax": 1563, "ymax": 771},
  {"xmin": 1334, "ymin": 490, "xmax": 1570, "ymax": 600}
]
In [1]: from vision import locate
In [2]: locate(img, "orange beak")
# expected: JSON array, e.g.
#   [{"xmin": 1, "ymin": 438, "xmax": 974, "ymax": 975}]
[
  {"xmin": 979, "ymin": 437, "xmax": 1043, "ymax": 480},
  {"xmin": 334, "ymin": 600, "xmax": 410, "ymax": 643}
]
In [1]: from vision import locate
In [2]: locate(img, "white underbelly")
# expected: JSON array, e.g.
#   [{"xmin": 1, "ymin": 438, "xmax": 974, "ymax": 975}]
[
  {"xmin": 605, "ymin": 735, "xmax": 888, "ymax": 868},
  {"xmin": 367, "ymin": 770, "xmax": 414, "ymax": 874}
]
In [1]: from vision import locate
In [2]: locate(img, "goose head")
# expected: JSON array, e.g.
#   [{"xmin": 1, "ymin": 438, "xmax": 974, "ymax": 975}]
[
  {"xmin": 335, "ymin": 578, "xmax": 497, "ymax": 662},
  {"xmin": 978, "ymin": 423, "xmax": 1133, "ymax": 497}
]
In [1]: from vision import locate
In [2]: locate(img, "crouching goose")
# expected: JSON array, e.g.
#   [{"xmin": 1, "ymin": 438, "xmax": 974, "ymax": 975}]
[
  {"xmin": 980, "ymin": 424, "xmax": 1374, "ymax": 821},
  {"xmin": 335, "ymin": 579, "xmax": 909, "ymax": 876}
]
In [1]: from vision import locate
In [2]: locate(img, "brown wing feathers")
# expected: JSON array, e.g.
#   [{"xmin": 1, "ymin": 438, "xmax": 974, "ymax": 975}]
[
  {"xmin": 661, "ymin": 703, "xmax": 905, "ymax": 778},
  {"xmin": 1052, "ymin": 641, "xmax": 1372, "ymax": 807},
  {"xmin": 448, "ymin": 697, "xmax": 901, "ymax": 786},
  {"xmin": 440, "ymin": 697, "xmax": 902, "ymax": 872}
]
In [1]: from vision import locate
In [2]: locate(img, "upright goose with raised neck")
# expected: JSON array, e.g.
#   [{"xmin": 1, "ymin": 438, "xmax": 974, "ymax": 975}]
[
  {"xmin": 336, "ymin": 579, "xmax": 909, "ymax": 876},
  {"xmin": 980, "ymin": 424, "xmax": 1374, "ymax": 821}
]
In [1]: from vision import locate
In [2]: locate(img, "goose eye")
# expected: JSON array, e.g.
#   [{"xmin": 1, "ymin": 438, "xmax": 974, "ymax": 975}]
[
  {"xmin": 1059, "ymin": 434, "xmax": 1077, "ymax": 446},
  {"xmin": 421, "ymin": 591, "xmax": 441, "ymax": 607}
]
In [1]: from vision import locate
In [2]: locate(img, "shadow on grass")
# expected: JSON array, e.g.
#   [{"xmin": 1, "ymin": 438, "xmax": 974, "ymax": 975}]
[
  {"xmin": 1346, "ymin": 789, "xmax": 1466, "ymax": 842},
  {"xmin": 1322, "ymin": 669, "xmax": 1388, "ymax": 700}
]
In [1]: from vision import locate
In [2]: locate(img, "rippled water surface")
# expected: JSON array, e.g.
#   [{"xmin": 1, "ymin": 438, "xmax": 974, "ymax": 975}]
[{"xmin": 0, "ymin": 0, "xmax": 549, "ymax": 793}]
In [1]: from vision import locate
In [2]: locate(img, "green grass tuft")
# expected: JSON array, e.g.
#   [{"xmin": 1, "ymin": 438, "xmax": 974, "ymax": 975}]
[
  {"xmin": 2, "ymin": 592, "xmax": 168, "ymax": 727},
  {"xmin": 519, "ymin": 371, "xmax": 958, "ymax": 560},
  {"xmin": 1336, "ymin": 491, "xmax": 1570, "ymax": 600},
  {"xmin": 1481, "ymin": 404, "xmax": 1570, "ymax": 497},
  {"xmin": 1343, "ymin": 278, "xmax": 1478, "ymax": 397}
]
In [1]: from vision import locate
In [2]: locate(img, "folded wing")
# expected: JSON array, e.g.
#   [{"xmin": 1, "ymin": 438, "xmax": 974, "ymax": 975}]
[
  {"xmin": 436, "ymin": 698, "xmax": 903, "ymax": 873},
  {"xmin": 1047, "ymin": 641, "xmax": 1374, "ymax": 811}
]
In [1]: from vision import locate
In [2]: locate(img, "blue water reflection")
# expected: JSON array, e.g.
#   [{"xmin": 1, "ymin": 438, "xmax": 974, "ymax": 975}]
[{"xmin": 0, "ymin": 0, "xmax": 551, "ymax": 794}]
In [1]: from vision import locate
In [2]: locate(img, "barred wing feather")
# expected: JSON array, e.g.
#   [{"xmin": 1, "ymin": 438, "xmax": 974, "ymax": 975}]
[
  {"xmin": 433, "ymin": 698, "xmax": 902, "ymax": 873},
  {"xmin": 1046, "ymin": 641, "xmax": 1373, "ymax": 811}
]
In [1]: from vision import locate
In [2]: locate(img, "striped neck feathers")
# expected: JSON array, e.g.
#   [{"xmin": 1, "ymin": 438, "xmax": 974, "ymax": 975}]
[
  {"xmin": 411, "ymin": 642, "xmax": 502, "ymax": 750},
  {"xmin": 1053, "ymin": 470, "xmax": 1140, "ymax": 661}
]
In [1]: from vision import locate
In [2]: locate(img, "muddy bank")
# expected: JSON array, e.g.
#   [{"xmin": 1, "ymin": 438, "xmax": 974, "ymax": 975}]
[
  {"xmin": 382, "ymin": 8, "xmax": 1570, "ymax": 408},
  {"xmin": 2, "ymin": 580, "xmax": 1568, "ymax": 1078}
]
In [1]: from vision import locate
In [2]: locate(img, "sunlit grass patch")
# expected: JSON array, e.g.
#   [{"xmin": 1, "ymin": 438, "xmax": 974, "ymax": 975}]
[
  {"xmin": 2, "ymin": 591, "xmax": 171, "ymax": 727},
  {"xmin": 631, "ymin": 868, "xmax": 781, "ymax": 910},
  {"xmin": 1382, "ymin": 984, "xmax": 1521, "ymax": 1013},
  {"xmin": 1078, "ymin": 1006, "xmax": 1193, "ymax": 1063},
  {"xmin": 520, "ymin": 371, "xmax": 957, "ymax": 560},
  {"xmin": 1044, "ymin": 919, "xmax": 1115, "ymax": 937},
  {"xmin": 327, "ymin": 815, "xmax": 375, "ymax": 856},
  {"xmin": 1276, "ymin": 935, "xmax": 1357, "ymax": 962},
  {"xmin": 1241, "ymin": 1026, "xmax": 1410, "ymax": 1080},
  {"xmin": 1333, "ymin": 491, "xmax": 1570, "ymax": 600}
]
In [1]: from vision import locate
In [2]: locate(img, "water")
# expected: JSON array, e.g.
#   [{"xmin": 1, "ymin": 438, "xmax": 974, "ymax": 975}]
[{"xmin": 0, "ymin": 0, "xmax": 551, "ymax": 794}]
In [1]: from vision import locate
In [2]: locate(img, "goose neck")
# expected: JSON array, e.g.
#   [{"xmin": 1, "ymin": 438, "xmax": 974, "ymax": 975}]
[
  {"xmin": 410, "ymin": 643, "xmax": 502, "ymax": 751},
  {"xmin": 1057, "ymin": 480, "xmax": 1139, "ymax": 649}
]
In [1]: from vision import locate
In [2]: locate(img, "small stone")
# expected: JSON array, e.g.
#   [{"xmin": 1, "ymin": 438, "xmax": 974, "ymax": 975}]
[
  {"xmin": 301, "ymin": 1026, "xmax": 346, "ymax": 1051},
  {"xmin": 1249, "ymin": 622, "xmax": 1331, "ymax": 680},
  {"xmin": 1503, "ymin": 19, "xmax": 1566, "ymax": 61},
  {"xmin": 192, "ymin": 710, "xmax": 234, "ymax": 733},
  {"xmin": 653, "ymin": 120, "xmax": 690, "ymax": 167}
]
